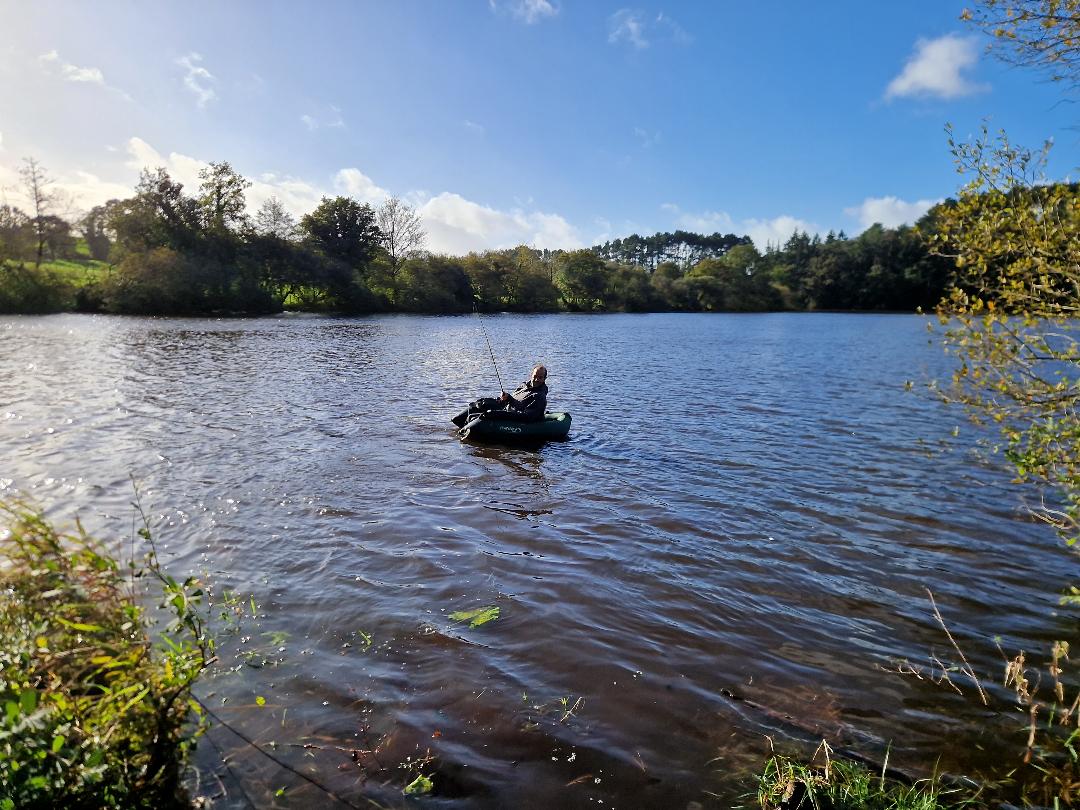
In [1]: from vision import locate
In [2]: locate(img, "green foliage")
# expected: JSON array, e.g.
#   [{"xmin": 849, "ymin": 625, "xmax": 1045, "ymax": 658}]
[
  {"xmin": 593, "ymin": 229, "xmax": 750, "ymax": 271},
  {"xmin": 607, "ymin": 264, "xmax": 657, "ymax": 312},
  {"xmin": 554, "ymin": 249, "xmax": 613, "ymax": 311},
  {"xmin": 463, "ymin": 250, "xmax": 514, "ymax": 311},
  {"xmin": 683, "ymin": 243, "xmax": 782, "ymax": 311},
  {"xmin": 80, "ymin": 205, "xmax": 114, "ymax": 262},
  {"xmin": 961, "ymin": 0, "xmax": 1080, "ymax": 89},
  {"xmin": 4, "ymin": 155, "xmax": 957, "ymax": 316},
  {"xmin": 300, "ymin": 196, "xmax": 381, "ymax": 269},
  {"xmin": 403, "ymin": 773, "xmax": 434, "ymax": 795},
  {"xmin": 197, "ymin": 161, "xmax": 250, "ymax": 234},
  {"xmin": 110, "ymin": 168, "xmax": 203, "ymax": 257},
  {"xmin": 0, "ymin": 501, "xmax": 210, "ymax": 808},
  {"xmin": 0, "ymin": 262, "xmax": 75, "ymax": 313},
  {"xmin": 448, "ymin": 606, "xmax": 500, "ymax": 628},
  {"xmin": 757, "ymin": 748, "xmax": 973, "ymax": 809},
  {"xmin": 930, "ymin": 125, "xmax": 1080, "ymax": 546},
  {"xmin": 396, "ymin": 255, "xmax": 472, "ymax": 313}
]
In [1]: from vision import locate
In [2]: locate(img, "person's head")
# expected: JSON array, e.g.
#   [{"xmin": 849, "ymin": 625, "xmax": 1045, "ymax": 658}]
[{"xmin": 531, "ymin": 365, "xmax": 548, "ymax": 386}]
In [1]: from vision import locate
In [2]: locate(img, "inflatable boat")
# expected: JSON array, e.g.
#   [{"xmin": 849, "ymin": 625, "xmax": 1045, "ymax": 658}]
[{"xmin": 456, "ymin": 411, "xmax": 572, "ymax": 443}]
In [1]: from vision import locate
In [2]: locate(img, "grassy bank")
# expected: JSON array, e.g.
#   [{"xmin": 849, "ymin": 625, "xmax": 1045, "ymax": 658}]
[
  {"xmin": 755, "ymin": 747, "xmax": 976, "ymax": 810},
  {"xmin": 0, "ymin": 257, "xmax": 110, "ymax": 313},
  {"xmin": 0, "ymin": 502, "xmax": 210, "ymax": 808}
]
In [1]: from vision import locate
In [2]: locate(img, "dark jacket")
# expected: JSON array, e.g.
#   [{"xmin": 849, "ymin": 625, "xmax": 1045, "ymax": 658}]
[{"xmin": 504, "ymin": 380, "xmax": 547, "ymax": 420}]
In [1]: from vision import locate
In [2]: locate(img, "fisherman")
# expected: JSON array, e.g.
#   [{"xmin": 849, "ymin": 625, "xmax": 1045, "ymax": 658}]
[{"xmin": 452, "ymin": 365, "xmax": 548, "ymax": 426}]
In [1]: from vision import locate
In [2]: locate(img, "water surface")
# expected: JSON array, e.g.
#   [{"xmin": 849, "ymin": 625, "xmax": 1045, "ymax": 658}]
[{"xmin": 1, "ymin": 312, "xmax": 1073, "ymax": 808}]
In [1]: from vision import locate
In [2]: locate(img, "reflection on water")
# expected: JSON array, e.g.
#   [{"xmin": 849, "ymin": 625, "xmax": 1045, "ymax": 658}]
[{"xmin": 0, "ymin": 312, "xmax": 1076, "ymax": 808}]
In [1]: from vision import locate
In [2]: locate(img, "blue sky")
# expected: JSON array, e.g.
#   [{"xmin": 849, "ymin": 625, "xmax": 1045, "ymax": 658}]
[{"xmin": 0, "ymin": 0, "xmax": 1074, "ymax": 253}]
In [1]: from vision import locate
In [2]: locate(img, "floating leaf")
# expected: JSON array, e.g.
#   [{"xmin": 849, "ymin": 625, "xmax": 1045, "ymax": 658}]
[
  {"xmin": 448, "ymin": 606, "xmax": 500, "ymax": 628},
  {"xmin": 404, "ymin": 773, "xmax": 434, "ymax": 795}
]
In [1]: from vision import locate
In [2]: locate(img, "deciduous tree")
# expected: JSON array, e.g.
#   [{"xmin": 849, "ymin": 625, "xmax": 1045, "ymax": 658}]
[
  {"xmin": 19, "ymin": 158, "xmax": 57, "ymax": 269},
  {"xmin": 554, "ymin": 250, "xmax": 612, "ymax": 311},
  {"xmin": 933, "ymin": 0, "xmax": 1080, "ymax": 547},
  {"xmin": 376, "ymin": 196, "xmax": 425, "ymax": 270},
  {"xmin": 252, "ymin": 196, "xmax": 297, "ymax": 240},
  {"xmin": 81, "ymin": 202, "xmax": 116, "ymax": 261},
  {"xmin": 300, "ymin": 196, "xmax": 381, "ymax": 269},
  {"xmin": 962, "ymin": 0, "xmax": 1080, "ymax": 89},
  {"xmin": 932, "ymin": 128, "xmax": 1080, "ymax": 542},
  {"xmin": 198, "ymin": 161, "xmax": 250, "ymax": 233}
]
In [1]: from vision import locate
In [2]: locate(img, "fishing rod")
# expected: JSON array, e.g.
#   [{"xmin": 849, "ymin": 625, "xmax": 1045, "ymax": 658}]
[{"xmin": 473, "ymin": 298, "xmax": 506, "ymax": 393}]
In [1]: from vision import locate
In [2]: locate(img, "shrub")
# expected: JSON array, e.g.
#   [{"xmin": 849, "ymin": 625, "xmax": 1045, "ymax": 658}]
[
  {"xmin": 0, "ymin": 502, "xmax": 210, "ymax": 809},
  {"xmin": 0, "ymin": 263, "xmax": 73, "ymax": 313}
]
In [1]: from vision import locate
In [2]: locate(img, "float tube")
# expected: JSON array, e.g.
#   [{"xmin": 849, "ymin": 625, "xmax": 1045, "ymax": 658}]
[{"xmin": 457, "ymin": 411, "xmax": 571, "ymax": 443}]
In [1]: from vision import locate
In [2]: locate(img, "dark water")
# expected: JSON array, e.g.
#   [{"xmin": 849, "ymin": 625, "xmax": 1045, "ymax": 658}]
[{"xmin": 1, "ymin": 312, "xmax": 1074, "ymax": 808}]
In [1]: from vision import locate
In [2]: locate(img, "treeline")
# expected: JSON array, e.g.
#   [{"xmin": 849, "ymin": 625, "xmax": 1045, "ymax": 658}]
[{"xmin": 0, "ymin": 157, "xmax": 960, "ymax": 315}]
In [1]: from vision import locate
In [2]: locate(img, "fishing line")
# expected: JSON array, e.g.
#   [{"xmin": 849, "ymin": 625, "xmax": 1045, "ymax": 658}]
[
  {"xmin": 193, "ymin": 695, "xmax": 364, "ymax": 810},
  {"xmin": 473, "ymin": 301, "xmax": 506, "ymax": 393}
]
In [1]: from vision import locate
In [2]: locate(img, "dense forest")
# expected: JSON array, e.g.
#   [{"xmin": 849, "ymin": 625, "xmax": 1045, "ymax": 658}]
[{"xmin": 0, "ymin": 157, "xmax": 967, "ymax": 316}]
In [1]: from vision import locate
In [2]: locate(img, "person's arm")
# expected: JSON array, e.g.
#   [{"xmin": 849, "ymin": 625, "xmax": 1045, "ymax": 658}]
[
  {"xmin": 500, "ymin": 382, "xmax": 526, "ymax": 407},
  {"xmin": 507, "ymin": 389, "xmax": 546, "ymax": 418}
]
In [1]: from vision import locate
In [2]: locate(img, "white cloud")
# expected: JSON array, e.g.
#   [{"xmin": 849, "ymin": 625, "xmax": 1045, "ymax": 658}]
[
  {"xmin": 37, "ymin": 50, "xmax": 131, "ymax": 100},
  {"xmin": 844, "ymin": 195, "xmax": 941, "ymax": 230},
  {"xmin": 490, "ymin": 0, "xmax": 557, "ymax": 23},
  {"xmin": 664, "ymin": 203, "xmax": 820, "ymax": 250},
  {"xmin": 333, "ymin": 168, "xmax": 389, "ymax": 205},
  {"xmin": 123, "ymin": 137, "xmax": 331, "ymax": 217},
  {"xmin": 608, "ymin": 10, "xmax": 690, "ymax": 49},
  {"xmin": 176, "ymin": 53, "xmax": 216, "ymax": 107},
  {"xmin": 742, "ymin": 215, "xmax": 821, "ymax": 251},
  {"xmin": 125, "ymin": 136, "xmax": 205, "ymax": 189},
  {"xmin": 300, "ymin": 105, "xmax": 345, "ymax": 131},
  {"xmin": 60, "ymin": 171, "xmax": 134, "ymax": 208},
  {"xmin": 419, "ymin": 192, "xmax": 583, "ymax": 254},
  {"xmin": 609, "ymin": 9, "xmax": 648, "ymax": 49},
  {"xmin": 0, "ymin": 132, "xmax": 4, "ymax": 151},
  {"xmin": 1, "ymin": 134, "xmax": 587, "ymax": 253},
  {"xmin": 39, "ymin": 50, "xmax": 103, "ymax": 84},
  {"xmin": 633, "ymin": 126, "xmax": 660, "ymax": 148},
  {"xmin": 247, "ymin": 173, "xmax": 329, "ymax": 219},
  {"xmin": 886, "ymin": 34, "xmax": 988, "ymax": 100},
  {"xmin": 0, "ymin": 159, "xmax": 131, "ymax": 214}
]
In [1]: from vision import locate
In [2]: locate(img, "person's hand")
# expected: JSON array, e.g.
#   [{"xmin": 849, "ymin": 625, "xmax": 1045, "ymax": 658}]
[{"xmin": 499, "ymin": 391, "xmax": 509, "ymax": 402}]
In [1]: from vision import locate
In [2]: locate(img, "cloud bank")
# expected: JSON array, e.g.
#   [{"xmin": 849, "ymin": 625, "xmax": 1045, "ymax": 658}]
[
  {"xmin": 2, "ymin": 136, "xmax": 580, "ymax": 253},
  {"xmin": 844, "ymin": 195, "xmax": 941, "ymax": 229},
  {"xmin": 419, "ymin": 192, "xmax": 582, "ymax": 254},
  {"xmin": 663, "ymin": 204, "xmax": 820, "ymax": 251}
]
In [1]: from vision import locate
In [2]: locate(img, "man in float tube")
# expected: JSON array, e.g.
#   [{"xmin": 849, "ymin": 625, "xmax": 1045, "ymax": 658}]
[{"xmin": 452, "ymin": 365, "xmax": 548, "ymax": 427}]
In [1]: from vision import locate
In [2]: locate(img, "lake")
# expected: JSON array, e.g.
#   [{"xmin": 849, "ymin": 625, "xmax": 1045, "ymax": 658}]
[{"xmin": 0, "ymin": 312, "xmax": 1073, "ymax": 808}]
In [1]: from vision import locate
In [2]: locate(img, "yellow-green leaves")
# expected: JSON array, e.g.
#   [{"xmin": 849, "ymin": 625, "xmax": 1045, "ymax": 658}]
[
  {"xmin": 449, "ymin": 606, "xmax": 501, "ymax": 628},
  {"xmin": 404, "ymin": 773, "xmax": 434, "ymax": 795},
  {"xmin": 932, "ymin": 125, "xmax": 1080, "ymax": 550}
]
